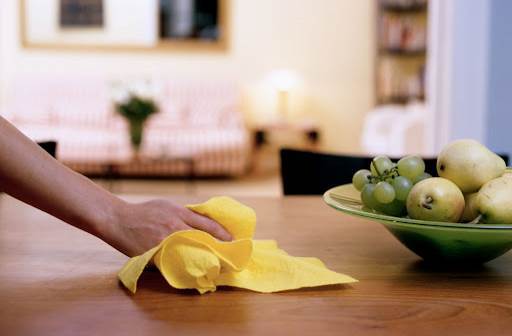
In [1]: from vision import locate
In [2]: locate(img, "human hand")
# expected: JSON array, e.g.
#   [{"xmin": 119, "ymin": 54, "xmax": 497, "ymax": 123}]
[
  {"xmin": 103, "ymin": 199, "xmax": 232, "ymax": 257},
  {"xmin": 0, "ymin": 116, "xmax": 232, "ymax": 258}
]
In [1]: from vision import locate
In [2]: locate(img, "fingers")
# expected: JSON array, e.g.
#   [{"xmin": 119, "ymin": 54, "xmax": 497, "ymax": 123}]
[
  {"xmin": 162, "ymin": 220, "xmax": 191, "ymax": 240},
  {"xmin": 181, "ymin": 209, "xmax": 232, "ymax": 241}
]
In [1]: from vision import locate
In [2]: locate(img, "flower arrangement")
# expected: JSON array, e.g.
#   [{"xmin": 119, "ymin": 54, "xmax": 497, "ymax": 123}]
[{"xmin": 111, "ymin": 80, "xmax": 159, "ymax": 152}]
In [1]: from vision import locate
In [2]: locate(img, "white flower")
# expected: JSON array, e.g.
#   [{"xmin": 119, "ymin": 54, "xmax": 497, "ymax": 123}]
[
  {"xmin": 129, "ymin": 80, "xmax": 156, "ymax": 100},
  {"xmin": 110, "ymin": 81, "xmax": 130, "ymax": 105},
  {"xmin": 110, "ymin": 79, "xmax": 159, "ymax": 105}
]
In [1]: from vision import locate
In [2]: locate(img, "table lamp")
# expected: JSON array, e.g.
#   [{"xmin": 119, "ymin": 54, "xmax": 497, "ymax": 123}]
[{"xmin": 267, "ymin": 69, "xmax": 300, "ymax": 120}]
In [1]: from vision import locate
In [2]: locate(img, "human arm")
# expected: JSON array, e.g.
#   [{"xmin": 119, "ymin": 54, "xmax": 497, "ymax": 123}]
[{"xmin": 0, "ymin": 116, "xmax": 231, "ymax": 256}]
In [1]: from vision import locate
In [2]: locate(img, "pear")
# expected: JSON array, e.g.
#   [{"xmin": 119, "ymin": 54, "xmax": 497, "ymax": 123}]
[
  {"xmin": 476, "ymin": 175, "xmax": 512, "ymax": 224},
  {"xmin": 461, "ymin": 192, "xmax": 479, "ymax": 222},
  {"xmin": 437, "ymin": 139, "xmax": 506, "ymax": 193},
  {"xmin": 406, "ymin": 177, "xmax": 465, "ymax": 222}
]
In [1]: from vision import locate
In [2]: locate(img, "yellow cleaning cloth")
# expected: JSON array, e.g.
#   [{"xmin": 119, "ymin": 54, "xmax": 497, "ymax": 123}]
[{"xmin": 118, "ymin": 196, "xmax": 357, "ymax": 294}]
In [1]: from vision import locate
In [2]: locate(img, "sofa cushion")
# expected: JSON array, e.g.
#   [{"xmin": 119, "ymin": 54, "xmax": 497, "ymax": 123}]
[{"xmin": 17, "ymin": 124, "xmax": 130, "ymax": 162}]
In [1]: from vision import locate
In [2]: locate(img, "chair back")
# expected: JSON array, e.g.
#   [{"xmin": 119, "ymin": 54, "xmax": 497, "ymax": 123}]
[
  {"xmin": 280, "ymin": 148, "xmax": 434, "ymax": 195},
  {"xmin": 38, "ymin": 141, "xmax": 57, "ymax": 158}
]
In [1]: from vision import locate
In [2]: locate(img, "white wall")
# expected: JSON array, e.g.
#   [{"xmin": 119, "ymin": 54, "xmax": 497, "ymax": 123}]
[
  {"xmin": 486, "ymin": 0, "xmax": 512, "ymax": 158},
  {"xmin": 429, "ymin": 0, "xmax": 512, "ymax": 157},
  {"xmin": 427, "ymin": 0, "xmax": 490, "ymax": 152},
  {"xmin": 450, "ymin": 0, "xmax": 489, "ymax": 144},
  {"xmin": 0, "ymin": 0, "xmax": 375, "ymax": 153}
]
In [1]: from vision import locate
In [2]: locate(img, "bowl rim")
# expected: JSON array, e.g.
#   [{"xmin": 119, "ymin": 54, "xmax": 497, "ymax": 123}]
[{"xmin": 323, "ymin": 184, "xmax": 512, "ymax": 230}]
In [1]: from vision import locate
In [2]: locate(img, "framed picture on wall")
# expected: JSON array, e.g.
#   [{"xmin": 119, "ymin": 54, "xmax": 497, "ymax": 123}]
[
  {"xmin": 159, "ymin": 0, "xmax": 220, "ymax": 42},
  {"xmin": 19, "ymin": 0, "xmax": 229, "ymax": 52},
  {"xmin": 59, "ymin": 0, "xmax": 104, "ymax": 28}
]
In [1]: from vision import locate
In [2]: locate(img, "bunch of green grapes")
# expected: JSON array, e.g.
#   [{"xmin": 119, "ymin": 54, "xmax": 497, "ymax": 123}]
[{"xmin": 352, "ymin": 155, "xmax": 431, "ymax": 216}]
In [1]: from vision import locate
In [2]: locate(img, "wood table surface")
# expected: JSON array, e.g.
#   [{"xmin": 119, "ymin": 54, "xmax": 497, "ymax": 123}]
[{"xmin": 1, "ymin": 194, "xmax": 512, "ymax": 336}]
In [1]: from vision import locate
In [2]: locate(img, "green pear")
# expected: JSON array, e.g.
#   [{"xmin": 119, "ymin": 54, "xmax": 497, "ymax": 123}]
[
  {"xmin": 461, "ymin": 192, "xmax": 479, "ymax": 222},
  {"xmin": 406, "ymin": 177, "xmax": 465, "ymax": 222},
  {"xmin": 477, "ymin": 175, "xmax": 512, "ymax": 224},
  {"xmin": 436, "ymin": 139, "xmax": 506, "ymax": 193}
]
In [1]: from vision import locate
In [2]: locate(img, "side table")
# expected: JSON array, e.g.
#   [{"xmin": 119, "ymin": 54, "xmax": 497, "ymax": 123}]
[{"xmin": 250, "ymin": 120, "xmax": 322, "ymax": 174}]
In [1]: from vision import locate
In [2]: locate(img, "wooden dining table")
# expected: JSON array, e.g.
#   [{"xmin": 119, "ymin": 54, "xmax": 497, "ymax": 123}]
[{"xmin": 1, "ymin": 193, "xmax": 512, "ymax": 335}]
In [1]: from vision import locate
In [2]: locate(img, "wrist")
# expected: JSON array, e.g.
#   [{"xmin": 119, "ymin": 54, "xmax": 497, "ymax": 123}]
[{"xmin": 90, "ymin": 195, "xmax": 129, "ymax": 243}]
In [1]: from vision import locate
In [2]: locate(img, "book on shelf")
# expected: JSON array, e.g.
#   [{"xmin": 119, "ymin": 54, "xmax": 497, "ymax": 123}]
[
  {"xmin": 379, "ymin": 12, "xmax": 427, "ymax": 52},
  {"xmin": 380, "ymin": 0, "xmax": 428, "ymax": 11},
  {"xmin": 378, "ymin": 60, "xmax": 425, "ymax": 103}
]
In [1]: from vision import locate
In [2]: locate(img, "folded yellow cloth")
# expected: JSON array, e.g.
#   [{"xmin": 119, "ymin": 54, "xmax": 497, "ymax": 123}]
[{"xmin": 118, "ymin": 196, "xmax": 357, "ymax": 294}]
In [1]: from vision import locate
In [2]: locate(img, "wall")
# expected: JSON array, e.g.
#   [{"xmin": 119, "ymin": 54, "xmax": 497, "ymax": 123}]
[
  {"xmin": 449, "ymin": 0, "xmax": 489, "ymax": 144},
  {"xmin": 431, "ymin": 0, "xmax": 512, "ymax": 156},
  {"xmin": 0, "ymin": 0, "xmax": 375, "ymax": 154},
  {"xmin": 486, "ymin": 0, "xmax": 512, "ymax": 157}
]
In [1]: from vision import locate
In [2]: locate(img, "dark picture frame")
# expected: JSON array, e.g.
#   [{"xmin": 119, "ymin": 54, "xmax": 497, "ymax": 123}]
[
  {"xmin": 59, "ymin": 0, "xmax": 104, "ymax": 28},
  {"xmin": 159, "ymin": 0, "xmax": 220, "ymax": 41}
]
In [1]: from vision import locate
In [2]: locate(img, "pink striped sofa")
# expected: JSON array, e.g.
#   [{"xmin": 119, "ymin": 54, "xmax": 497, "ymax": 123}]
[{"xmin": 3, "ymin": 77, "xmax": 250, "ymax": 177}]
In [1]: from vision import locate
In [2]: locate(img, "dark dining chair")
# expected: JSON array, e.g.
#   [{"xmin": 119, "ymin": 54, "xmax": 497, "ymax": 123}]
[
  {"xmin": 37, "ymin": 141, "xmax": 57, "ymax": 158},
  {"xmin": 279, "ymin": 148, "xmax": 509, "ymax": 196}
]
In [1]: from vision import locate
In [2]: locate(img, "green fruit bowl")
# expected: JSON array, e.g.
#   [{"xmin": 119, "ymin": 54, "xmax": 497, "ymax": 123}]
[{"xmin": 323, "ymin": 184, "xmax": 512, "ymax": 264}]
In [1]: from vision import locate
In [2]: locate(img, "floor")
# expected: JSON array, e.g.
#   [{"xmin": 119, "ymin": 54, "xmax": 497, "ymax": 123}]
[{"xmin": 93, "ymin": 171, "xmax": 282, "ymax": 198}]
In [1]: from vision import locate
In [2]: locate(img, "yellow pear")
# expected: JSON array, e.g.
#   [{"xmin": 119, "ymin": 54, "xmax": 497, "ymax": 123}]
[
  {"xmin": 406, "ymin": 177, "xmax": 465, "ymax": 222},
  {"xmin": 477, "ymin": 175, "xmax": 512, "ymax": 224},
  {"xmin": 461, "ymin": 192, "xmax": 479, "ymax": 222},
  {"xmin": 437, "ymin": 139, "xmax": 506, "ymax": 193}
]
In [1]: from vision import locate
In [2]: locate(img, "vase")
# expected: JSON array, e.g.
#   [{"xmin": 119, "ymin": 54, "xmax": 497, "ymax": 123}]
[{"xmin": 128, "ymin": 119, "xmax": 145, "ymax": 153}]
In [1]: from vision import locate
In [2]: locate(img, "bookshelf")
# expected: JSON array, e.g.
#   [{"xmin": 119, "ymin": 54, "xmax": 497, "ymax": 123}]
[{"xmin": 376, "ymin": 0, "xmax": 428, "ymax": 105}]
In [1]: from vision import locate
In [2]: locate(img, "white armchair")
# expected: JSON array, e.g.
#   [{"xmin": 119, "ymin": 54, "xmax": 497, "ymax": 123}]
[{"xmin": 361, "ymin": 102, "xmax": 428, "ymax": 156}]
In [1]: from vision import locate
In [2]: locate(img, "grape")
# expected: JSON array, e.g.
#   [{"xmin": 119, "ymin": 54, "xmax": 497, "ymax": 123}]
[
  {"xmin": 361, "ymin": 184, "xmax": 379, "ymax": 209},
  {"xmin": 352, "ymin": 169, "xmax": 372, "ymax": 191},
  {"xmin": 397, "ymin": 156, "xmax": 425, "ymax": 180},
  {"xmin": 392, "ymin": 176, "xmax": 413, "ymax": 201},
  {"xmin": 374, "ymin": 181, "xmax": 395, "ymax": 204},
  {"xmin": 413, "ymin": 172, "xmax": 432, "ymax": 184},
  {"xmin": 370, "ymin": 156, "xmax": 394, "ymax": 176},
  {"xmin": 376, "ymin": 199, "xmax": 407, "ymax": 217}
]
